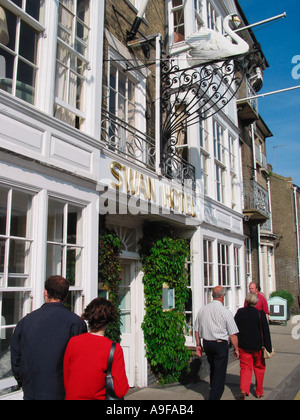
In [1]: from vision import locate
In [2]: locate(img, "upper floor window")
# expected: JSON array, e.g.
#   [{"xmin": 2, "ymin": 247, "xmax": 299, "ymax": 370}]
[
  {"xmin": 194, "ymin": 0, "xmax": 204, "ymax": 30},
  {"xmin": 172, "ymin": 0, "xmax": 185, "ymax": 43},
  {"xmin": 0, "ymin": 1, "xmax": 44, "ymax": 105},
  {"xmin": 229, "ymin": 134, "xmax": 237, "ymax": 174},
  {"xmin": 213, "ymin": 119, "xmax": 225, "ymax": 163},
  {"xmin": 109, "ymin": 64, "xmax": 136, "ymax": 128},
  {"xmin": 207, "ymin": 1, "xmax": 219, "ymax": 31},
  {"xmin": 55, "ymin": 0, "xmax": 90, "ymax": 129}
]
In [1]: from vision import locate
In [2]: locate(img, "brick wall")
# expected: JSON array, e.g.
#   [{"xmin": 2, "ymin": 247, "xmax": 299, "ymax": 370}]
[{"xmin": 270, "ymin": 172, "xmax": 300, "ymax": 313}]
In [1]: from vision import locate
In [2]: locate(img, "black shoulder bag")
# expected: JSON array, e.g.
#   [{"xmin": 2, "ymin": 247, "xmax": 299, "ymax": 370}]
[{"xmin": 105, "ymin": 342, "xmax": 124, "ymax": 400}]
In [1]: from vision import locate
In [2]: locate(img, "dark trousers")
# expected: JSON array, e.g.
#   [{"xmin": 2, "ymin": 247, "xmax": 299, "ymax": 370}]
[{"xmin": 203, "ymin": 340, "xmax": 229, "ymax": 400}]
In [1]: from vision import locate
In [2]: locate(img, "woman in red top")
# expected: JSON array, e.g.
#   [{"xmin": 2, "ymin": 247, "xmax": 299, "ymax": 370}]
[{"xmin": 64, "ymin": 298, "xmax": 129, "ymax": 400}]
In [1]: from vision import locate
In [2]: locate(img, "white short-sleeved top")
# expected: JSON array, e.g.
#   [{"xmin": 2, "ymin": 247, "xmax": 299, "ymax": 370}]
[{"xmin": 194, "ymin": 300, "xmax": 239, "ymax": 341}]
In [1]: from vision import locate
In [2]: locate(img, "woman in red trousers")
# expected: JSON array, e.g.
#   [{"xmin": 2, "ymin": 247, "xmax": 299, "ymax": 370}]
[
  {"xmin": 234, "ymin": 293, "xmax": 272, "ymax": 400},
  {"xmin": 64, "ymin": 298, "xmax": 129, "ymax": 400}
]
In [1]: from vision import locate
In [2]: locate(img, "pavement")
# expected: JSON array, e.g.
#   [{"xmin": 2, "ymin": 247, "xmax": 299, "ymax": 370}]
[
  {"xmin": 2, "ymin": 319, "xmax": 299, "ymax": 401},
  {"xmin": 126, "ymin": 319, "xmax": 300, "ymax": 401}
]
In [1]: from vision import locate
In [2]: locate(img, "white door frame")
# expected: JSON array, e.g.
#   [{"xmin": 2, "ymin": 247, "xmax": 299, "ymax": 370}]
[{"xmin": 119, "ymin": 254, "xmax": 147, "ymax": 388}]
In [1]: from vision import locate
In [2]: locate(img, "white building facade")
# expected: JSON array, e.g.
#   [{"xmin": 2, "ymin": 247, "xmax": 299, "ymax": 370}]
[{"xmin": 0, "ymin": 0, "xmax": 247, "ymax": 397}]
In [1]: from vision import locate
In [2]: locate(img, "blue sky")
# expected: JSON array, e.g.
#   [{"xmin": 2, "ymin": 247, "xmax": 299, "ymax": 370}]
[{"xmin": 238, "ymin": 0, "xmax": 300, "ymax": 185}]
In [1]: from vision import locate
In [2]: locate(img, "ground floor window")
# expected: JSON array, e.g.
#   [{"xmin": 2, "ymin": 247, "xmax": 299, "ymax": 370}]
[
  {"xmin": 204, "ymin": 239, "xmax": 214, "ymax": 304},
  {"xmin": 0, "ymin": 187, "xmax": 89, "ymax": 392},
  {"xmin": 201, "ymin": 236, "xmax": 244, "ymax": 311},
  {"xmin": 47, "ymin": 197, "xmax": 85, "ymax": 313},
  {"xmin": 0, "ymin": 185, "xmax": 34, "ymax": 390}
]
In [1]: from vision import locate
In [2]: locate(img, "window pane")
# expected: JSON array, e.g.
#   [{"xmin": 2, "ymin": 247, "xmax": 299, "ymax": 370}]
[
  {"xmin": 8, "ymin": 239, "xmax": 31, "ymax": 274},
  {"xmin": 26, "ymin": 0, "xmax": 41, "ymax": 21},
  {"xmin": 16, "ymin": 61, "xmax": 35, "ymax": 104},
  {"xmin": 0, "ymin": 7, "xmax": 17, "ymax": 52},
  {"xmin": 118, "ymin": 72, "xmax": 126, "ymax": 98},
  {"xmin": 66, "ymin": 247, "xmax": 82, "ymax": 286},
  {"xmin": 58, "ymin": 4, "xmax": 73, "ymax": 45},
  {"xmin": 65, "ymin": 290, "xmax": 81, "ymax": 313},
  {"xmin": 0, "ymin": 324, "xmax": 15, "ymax": 382},
  {"xmin": 7, "ymin": 276, "xmax": 29, "ymax": 287},
  {"xmin": 47, "ymin": 244, "xmax": 64, "ymax": 278},
  {"xmin": 0, "ymin": 187, "xmax": 8, "ymax": 235},
  {"xmin": 67, "ymin": 205, "xmax": 82, "ymax": 245},
  {"xmin": 10, "ymin": 0, "xmax": 22, "ymax": 8},
  {"xmin": 19, "ymin": 21, "xmax": 38, "ymax": 64},
  {"xmin": 1, "ymin": 291, "xmax": 30, "ymax": 326},
  {"xmin": 11, "ymin": 191, "xmax": 32, "ymax": 238},
  {"xmin": 0, "ymin": 239, "xmax": 5, "ymax": 275},
  {"xmin": 47, "ymin": 200, "xmax": 65, "ymax": 243},
  {"xmin": 77, "ymin": 0, "xmax": 90, "ymax": 25}
]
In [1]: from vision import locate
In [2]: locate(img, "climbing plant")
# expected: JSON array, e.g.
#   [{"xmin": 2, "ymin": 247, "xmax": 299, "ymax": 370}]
[
  {"xmin": 139, "ymin": 222, "xmax": 191, "ymax": 384},
  {"xmin": 98, "ymin": 228, "xmax": 122, "ymax": 343}
]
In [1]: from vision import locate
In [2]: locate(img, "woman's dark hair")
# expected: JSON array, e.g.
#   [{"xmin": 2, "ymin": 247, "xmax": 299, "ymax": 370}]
[
  {"xmin": 82, "ymin": 298, "xmax": 116, "ymax": 332},
  {"xmin": 45, "ymin": 276, "xmax": 70, "ymax": 302}
]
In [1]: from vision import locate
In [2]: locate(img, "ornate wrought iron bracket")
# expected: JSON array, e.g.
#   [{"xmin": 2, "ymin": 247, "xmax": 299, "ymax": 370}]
[
  {"xmin": 160, "ymin": 54, "xmax": 249, "ymax": 189},
  {"xmin": 161, "ymin": 56, "xmax": 246, "ymax": 149}
]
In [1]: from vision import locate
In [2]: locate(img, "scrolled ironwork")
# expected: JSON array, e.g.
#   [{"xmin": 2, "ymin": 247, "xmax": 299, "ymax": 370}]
[
  {"xmin": 160, "ymin": 55, "xmax": 247, "ymax": 191},
  {"xmin": 101, "ymin": 109, "xmax": 156, "ymax": 171},
  {"xmin": 161, "ymin": 57, "xmax": 245, "ymax": 144}
]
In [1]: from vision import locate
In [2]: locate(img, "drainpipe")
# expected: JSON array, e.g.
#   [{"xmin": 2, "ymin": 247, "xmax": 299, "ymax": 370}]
[
  {"xmin": 155, "ymin": 34, "xmax": 162, "ymax": 176},
  {"xmin": 127, "ymin": 0, "xmax": 150, "ymax": 41},
  {"xmin": 293, "ymin": 186, "xmax": 300, "ymax": 307}
]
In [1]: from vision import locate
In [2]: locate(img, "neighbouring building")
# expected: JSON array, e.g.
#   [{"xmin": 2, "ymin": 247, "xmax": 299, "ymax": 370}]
[{"xmin": 269, "ymin": 172, "xmax": 300, "ymax": 313}]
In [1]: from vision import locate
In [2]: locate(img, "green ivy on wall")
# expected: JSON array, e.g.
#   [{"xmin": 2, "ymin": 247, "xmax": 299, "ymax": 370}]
[
  {"xmin": 139, "ymin": 222, "xmax": 191, "ymax": 384},
  {"xmin": 98, "ymin": 228, "xmax": 122, "ymax": 343}
]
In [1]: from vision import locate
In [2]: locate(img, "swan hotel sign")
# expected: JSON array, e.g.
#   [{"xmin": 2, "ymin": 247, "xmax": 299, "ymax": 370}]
[{"xmin": 98, "ymin": 159, "xmax": 198, "ymax": 220}]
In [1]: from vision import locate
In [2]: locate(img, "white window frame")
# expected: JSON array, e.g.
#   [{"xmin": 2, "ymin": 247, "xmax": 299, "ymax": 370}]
[
  {"xmin": 218, "ymin": 242, "xmax": 230, "ymax": 288},
  {"xmin": 203, "ymin": 238, "xmax": 214, "ymax": 304},
  {"xmin": 54, "ymin": 0, "xmax": 91, "ymax": 129},
  {"xmin": 0, "ymin": 0, "xmax": 46, "ymax": 105},
  {"xmin": 46, "ymin": 196, "xmax": 85, "ymax": 314},
  {"xmin": 0, "ymin": 185, "xmax": 35, "ymax": 393}
]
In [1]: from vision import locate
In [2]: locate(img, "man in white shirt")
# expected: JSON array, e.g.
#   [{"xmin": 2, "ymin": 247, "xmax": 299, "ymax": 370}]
[{"xmin": 194, "ymin": 286, "xmax": 239, "ymax": 400}]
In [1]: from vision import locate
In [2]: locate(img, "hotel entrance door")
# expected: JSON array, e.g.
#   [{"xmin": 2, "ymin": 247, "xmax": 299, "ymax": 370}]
[{"xmin": 119, "ymin": 261, "xmax": 136, "ymax": 387}]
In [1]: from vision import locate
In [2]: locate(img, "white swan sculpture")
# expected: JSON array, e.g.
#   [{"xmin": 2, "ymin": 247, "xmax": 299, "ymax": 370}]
[{"xmin": 185, "ymin": 14, "xmax": 249, "ymax": 66}]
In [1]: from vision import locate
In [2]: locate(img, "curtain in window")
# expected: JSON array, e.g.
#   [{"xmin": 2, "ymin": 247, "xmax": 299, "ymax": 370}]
[{"xmin": 0, "ymin": 6, "xmax": 9, "ymax": 46}]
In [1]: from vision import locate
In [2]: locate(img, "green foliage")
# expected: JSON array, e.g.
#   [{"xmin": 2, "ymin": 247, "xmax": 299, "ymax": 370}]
[
  {"xmin": 270, "ymin": 290, "xmax": 294, "ymax": 308},
  {"xmin": 139, "ymin": 222, "xmax": 191, "ymax": 384},
  {"xmin": 99, "ymin": 229, "xmax": 122, "ymax": 343}
]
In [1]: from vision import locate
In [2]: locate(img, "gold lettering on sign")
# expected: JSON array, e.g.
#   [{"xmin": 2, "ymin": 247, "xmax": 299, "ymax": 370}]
[
  {"xmin": 110, "ymin": 162, "xmax": 123, "ymax": 190},
  {"xmin": 110, "ymin": 162, "xmax": 157, "ymax": 203},
  {"xmin": 110, "ymin": 161, "xmax": 195, "ymax": 217}
]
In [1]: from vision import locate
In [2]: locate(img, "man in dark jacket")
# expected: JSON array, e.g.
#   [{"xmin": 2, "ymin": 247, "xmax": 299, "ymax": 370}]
[{"xmin": 10, "ymin": 276, "xmax": 87, "ymax": 400}]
